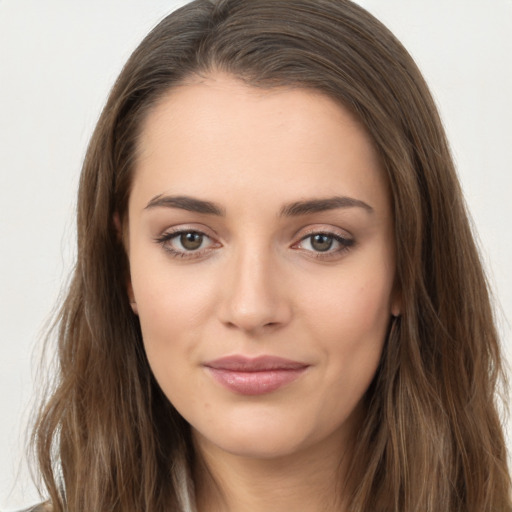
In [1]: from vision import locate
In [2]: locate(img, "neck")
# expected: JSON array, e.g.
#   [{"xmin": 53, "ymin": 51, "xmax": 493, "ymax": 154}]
[{"xmin": 193, "ymin": 429, "xmax": 353, "ymax": 512}]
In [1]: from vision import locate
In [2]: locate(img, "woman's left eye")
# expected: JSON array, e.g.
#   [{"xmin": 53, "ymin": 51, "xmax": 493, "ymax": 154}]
[
  {"xmin": 155, "ymin": 230, "xmax": 216, "ymax": 257},
  {"xmin": 294, "ymin": 232, "xmax": 354, "ymax": 256}
]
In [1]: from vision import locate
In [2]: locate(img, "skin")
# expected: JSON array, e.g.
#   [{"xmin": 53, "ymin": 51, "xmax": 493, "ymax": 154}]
[{"xmin": 125, "ymin": 73, "xmax": 400, "ymax": 512}]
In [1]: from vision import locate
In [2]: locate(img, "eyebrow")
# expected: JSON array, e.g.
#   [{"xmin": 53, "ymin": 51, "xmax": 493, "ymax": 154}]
[
  {"xmin": 145, "ymin": 194, "xmax": 225, "ymax": 215},
  {"xmin": 280, "ymin": 196, "xmax": 374, "ymax": 216},
  {"xmin": 144, "ymin": 194, "xmax": 373, "ymax": 216}
]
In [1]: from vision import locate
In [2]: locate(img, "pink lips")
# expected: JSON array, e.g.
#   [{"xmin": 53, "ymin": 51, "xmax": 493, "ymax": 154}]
[{"xmin": 203, "ymin": 355, "xmax": 309, "ymax": 395}]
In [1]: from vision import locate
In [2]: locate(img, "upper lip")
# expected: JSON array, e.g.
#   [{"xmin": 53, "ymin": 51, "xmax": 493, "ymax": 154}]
[{"xmin": 203, "ymin": 355, "xmax": 309, "ymax": 372}]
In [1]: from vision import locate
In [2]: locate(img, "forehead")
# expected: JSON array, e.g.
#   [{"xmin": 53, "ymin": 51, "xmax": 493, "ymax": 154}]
[{"xmin": 131, "ymin": 73, "xmax": 389, "ymax": 215}]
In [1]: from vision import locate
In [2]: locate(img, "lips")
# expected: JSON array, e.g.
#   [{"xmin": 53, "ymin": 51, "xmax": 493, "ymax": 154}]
[{"xmin": 203, "ymin": 355, "xmax": 309, "ymax": 395}]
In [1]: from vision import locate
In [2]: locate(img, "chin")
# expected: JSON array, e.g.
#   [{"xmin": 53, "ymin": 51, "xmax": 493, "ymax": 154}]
[
  {"xmin": 191, "ymin": 409, "xmax": 303, "ymax": 454},
  {"xmin": 190, "ymin": 408, "xmax": 349, "ymax": 462},
  {"xmin": 196, "ymin": 428, "xmax": 307, "ymax": 460}
]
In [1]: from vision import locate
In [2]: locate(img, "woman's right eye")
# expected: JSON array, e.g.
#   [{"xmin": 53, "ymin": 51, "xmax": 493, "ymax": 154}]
[
  {"xmin": 155, "ymin": 230, "xmax": 216, "ymax": 258},
  {"xmin": 175, "ymin": 232, "xmax": 206, "ymax": 251}
]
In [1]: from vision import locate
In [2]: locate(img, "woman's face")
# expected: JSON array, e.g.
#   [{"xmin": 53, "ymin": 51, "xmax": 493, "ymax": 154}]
[{"xmin": 126, "ymin": 74, "xmax": 399, "ymax": 460}]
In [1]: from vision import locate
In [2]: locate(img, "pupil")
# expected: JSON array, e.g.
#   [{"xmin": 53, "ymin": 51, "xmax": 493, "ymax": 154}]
[
  {"xmin": 180, "ymin": 232, "xmax": 203, "ymax": 250},
  {"xmin": 311, "ymin": 234, "xmax": 333, "ymax": 252}
]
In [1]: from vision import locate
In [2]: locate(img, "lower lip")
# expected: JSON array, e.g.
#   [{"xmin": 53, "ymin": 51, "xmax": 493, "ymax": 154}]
[{"xmin": 206, "ymin": 367, "xmax": 308, "ymax": 395}]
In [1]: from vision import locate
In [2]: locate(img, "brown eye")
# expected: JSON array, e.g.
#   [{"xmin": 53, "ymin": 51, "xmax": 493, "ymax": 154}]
[
  {"xmin": 155, "ymin": 229, "xmax": 219, "ymax": 259},
  {"xmin": 310, "ymin": 234, "xmax": 334, "ymax": 252},
  {"xmin": 180, "ymin": 232, "xmax": 204, "ymax": 251},
  {"xmin": 293, "ymin": 231, "xmax": 354, "ymax": 257}
]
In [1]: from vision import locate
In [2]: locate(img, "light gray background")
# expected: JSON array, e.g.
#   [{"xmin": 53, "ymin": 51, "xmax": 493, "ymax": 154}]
[{"xmin": 1, "ymin": 1, "xmax": 511, "ymax": 510}]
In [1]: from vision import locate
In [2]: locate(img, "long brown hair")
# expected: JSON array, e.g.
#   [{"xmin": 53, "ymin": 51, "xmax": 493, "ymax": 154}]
[{"xmin": 31, "ymin": 1, "xmax": 511, "ymax": 510}]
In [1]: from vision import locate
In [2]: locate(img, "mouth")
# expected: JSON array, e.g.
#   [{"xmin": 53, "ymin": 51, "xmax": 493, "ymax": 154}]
[{"xmin": 203, "ymin": 355, "xmax": 309, "ymax": 395}]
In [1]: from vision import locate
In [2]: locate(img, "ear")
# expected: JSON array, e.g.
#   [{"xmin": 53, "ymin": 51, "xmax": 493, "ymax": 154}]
[
  {"xmin": 113, "ymin": 212, "xmax": 124, "ymax": 243},
  {"xmin": 390, "ymin": 282, "xmax": 402, "ymax": 318},
  {"xmin": 127, "ymin": 281, "xmax": 139, "ymax": 315},
  {"xmin": 113, "ymin": 212, "xmax": 138, "ymax": 315}
]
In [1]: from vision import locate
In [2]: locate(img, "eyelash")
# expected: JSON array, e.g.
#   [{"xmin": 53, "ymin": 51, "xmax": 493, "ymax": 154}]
[
  {"xmin": 154, "ymin": 229, "xmax": 354, "ymax": 260},
  {"xmin": 154, "ymin": 229, "xmax": 217, "ymax": 259},
  {"xmin": 293, "ymin": 231, "xmax": 354, "ymax": 260}
]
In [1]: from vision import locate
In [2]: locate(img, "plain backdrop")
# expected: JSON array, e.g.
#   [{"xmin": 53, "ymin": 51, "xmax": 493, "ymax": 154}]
[{"xmin": 1, "ymin": 1, "xmax": 511, "ymax": 510}]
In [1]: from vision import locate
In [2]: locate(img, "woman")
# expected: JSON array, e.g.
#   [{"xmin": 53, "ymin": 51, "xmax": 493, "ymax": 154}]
[{"xmin": 29, "ymin": 0, "xmax": 511, "ymax": 511}]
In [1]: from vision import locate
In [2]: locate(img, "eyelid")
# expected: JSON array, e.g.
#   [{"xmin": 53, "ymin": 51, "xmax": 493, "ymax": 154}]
[
  {"xmin": 154, "ymin": 223, "xmax": 354, "ymax": 260},
  {"xmin": 154, "ymin": 225, "xmax": 222, "ymax": 259},
  {"xmin": 295, "ymin": 224, "xmax": 352, "ymax": 238},
  {"xmin": 291, "ymin": 225, "xmax": 355, "ymax": 259},
  {"xmin": 154, "ymin": 222, "xmax": 221, "ymax": 242}
]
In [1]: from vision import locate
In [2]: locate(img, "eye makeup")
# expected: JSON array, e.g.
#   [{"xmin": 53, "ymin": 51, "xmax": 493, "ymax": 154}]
[{"xmin": 154, "ymin": 225, "xmax": 355, "ymax": 262}]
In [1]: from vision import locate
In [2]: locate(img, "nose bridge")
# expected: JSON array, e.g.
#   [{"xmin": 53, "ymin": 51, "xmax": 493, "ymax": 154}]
[{"xmin": 219, "ymin": 238, "xmax": 290, "ymax": 332}]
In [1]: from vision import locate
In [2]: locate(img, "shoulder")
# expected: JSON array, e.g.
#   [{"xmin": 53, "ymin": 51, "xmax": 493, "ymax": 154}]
[{"xmin": 19, "ymin": 504, "xmax": 53, "ymax": 512}]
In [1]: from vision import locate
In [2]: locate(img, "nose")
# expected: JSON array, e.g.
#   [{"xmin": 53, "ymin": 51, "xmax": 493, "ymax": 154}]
[{"xmin": 218, "ymin": 244, "xmax": 292, "ymax": 335}]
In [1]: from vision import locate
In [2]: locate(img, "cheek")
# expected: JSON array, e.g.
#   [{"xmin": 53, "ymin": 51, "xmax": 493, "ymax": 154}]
[
  {"xmin": 304, "ymin": 262, "xmax": 393, "ymax": 343},
  {"xmin": 130, "ymin": 257, "xmax": 220, "ymax": 386},
  {"xmin": 301, "ymin": 258, "xmax": 393, "ymax": 393},
  {"xmin": 132, "ymin": 246, "xmax": 218, "ymax": 326}
]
